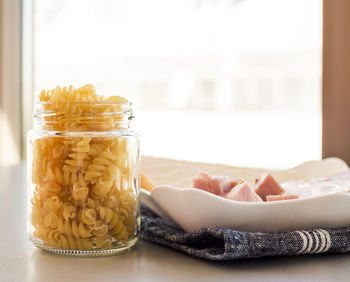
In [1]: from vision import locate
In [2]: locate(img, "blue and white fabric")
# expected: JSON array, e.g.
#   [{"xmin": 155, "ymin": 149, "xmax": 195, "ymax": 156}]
[{"xmin": 140, "ymin": 205, "xmax": 350, "ymax": 260}]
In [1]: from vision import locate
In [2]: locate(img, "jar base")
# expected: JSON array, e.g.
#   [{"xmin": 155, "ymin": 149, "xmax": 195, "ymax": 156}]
[{"xmin": 34, "ymin": 237, "xmax": 139, "ymax": 257}]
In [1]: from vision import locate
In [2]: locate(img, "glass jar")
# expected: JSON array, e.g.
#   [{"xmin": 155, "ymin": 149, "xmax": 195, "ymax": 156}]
[{"xmin": 27, "ymin": 97, "xmax": 140, "ymax": 256}]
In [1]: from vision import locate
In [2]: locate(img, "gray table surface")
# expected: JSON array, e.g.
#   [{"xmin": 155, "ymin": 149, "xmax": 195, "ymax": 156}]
[{"xmin": 1, "ymin": 164, "xmax": 350, "ymax": 282}]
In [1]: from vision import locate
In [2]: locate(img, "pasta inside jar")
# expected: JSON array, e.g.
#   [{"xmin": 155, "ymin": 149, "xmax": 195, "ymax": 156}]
[{"xmin": 27, "ymin": 84, "xmax": 140, "ymax": 256}]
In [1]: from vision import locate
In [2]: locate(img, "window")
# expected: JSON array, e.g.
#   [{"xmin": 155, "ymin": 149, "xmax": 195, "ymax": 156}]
[{"xmin": 29, "ymin": 0, "xmax": 322, "ymax": 168}]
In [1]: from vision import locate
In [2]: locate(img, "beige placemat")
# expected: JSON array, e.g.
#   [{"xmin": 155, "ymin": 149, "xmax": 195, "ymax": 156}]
[{"xmin": 141, "ymin": 156, "xmax": 306, "ymax": 188}]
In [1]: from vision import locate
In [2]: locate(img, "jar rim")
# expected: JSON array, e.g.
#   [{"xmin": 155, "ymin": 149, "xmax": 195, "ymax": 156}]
[
  {"xmin": 36, "ymin": 100, "xmax": 132, "ymax": 106},
  {"xmin": 32, "ymin": 100, "xmax": 134, "ymax": 132},
  {"xmin": 33, "ymin": 101, "xmax": 133, "ymax": 116}
]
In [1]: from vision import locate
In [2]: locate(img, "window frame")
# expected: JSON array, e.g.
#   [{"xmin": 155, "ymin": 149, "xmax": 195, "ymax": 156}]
[
  {"xmin": 0, "ymin": 0, "xmax": 23, "ymax": 165},
  {"xmin": 322, "ymin": 0, "xmax": 350, "ymax": 164}
]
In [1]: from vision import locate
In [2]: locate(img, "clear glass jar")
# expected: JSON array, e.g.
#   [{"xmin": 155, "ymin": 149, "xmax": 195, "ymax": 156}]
[{"xmin": 27, "ymin": 99, "xmax": 140, "ymax": 256}]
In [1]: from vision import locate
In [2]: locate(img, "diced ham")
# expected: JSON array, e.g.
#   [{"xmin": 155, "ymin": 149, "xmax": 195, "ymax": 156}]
[
  {"xmin": 230, "ymin": 179, "xmax": 242, "ymax": 188},
  {"xmin": 266, "ymin": 194, "xmax": 299, "ymax": 202},
  {"xmin": 282, "ymin": 195, "xmax": 299, "ymax": 200},
  {"xmin": 192, "ymin": 172, "xmax": 239, "ymax": 195},
  {"xmin": 255, "ymin": 173, "xmax": 285, "ymax": 201},
  {"xmin": 225, "ymin": 182, "xmax": 263, "ymax": 202}
]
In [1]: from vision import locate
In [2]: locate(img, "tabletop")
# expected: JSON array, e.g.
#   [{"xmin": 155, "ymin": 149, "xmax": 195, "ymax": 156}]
[{"xmin": 1, "ymin": 164, "xmax": 350, "ymax": 282}]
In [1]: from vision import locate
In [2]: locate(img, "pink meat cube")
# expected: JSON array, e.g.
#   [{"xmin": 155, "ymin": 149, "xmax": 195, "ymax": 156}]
[
  {"xmin": 192, "ymin": 172, "xmax": 237, "ymax": 195},
  {"xmin": 255, "ymin": 173, "xmax": 285, "ymax": 201},
  {"xmin": 266, "ymin": 194, "xmax": 299, "ymax": 202},
  {"xmin": 225, "ymin": 182, "xmax": 263, "ymax": 202},
  {"xmin": 283, "ymin": 195, "xmax": 299, "ymax": 200},
  {"xmin": 230, "ymin": 179, "xmax": 242, "ymax": 188}
]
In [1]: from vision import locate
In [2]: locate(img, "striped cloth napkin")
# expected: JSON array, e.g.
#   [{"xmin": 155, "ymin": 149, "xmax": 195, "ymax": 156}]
[{"xmin": 140, "ymin": 205, "xmax": 350, "ymax": 260}]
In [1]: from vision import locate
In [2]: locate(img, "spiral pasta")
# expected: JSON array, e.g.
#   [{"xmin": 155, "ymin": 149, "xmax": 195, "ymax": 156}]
[
  {"xmin": 30, "ymin": 84, "xmax": 139, "ymax": 251},
  {"xmin": 97, "ymin": 207, "xmax": 113, "ymax": 224},
  {"xmin": 79, "ymin": 208, "xmax": 97, "ymax": 225},
  {"xmin": 57, "ymin": 217, "xmax": 93, "ymax": 238},
  {"xmin": 38, "ymin": 84, "xmax": 129, "ymax": 132},
  {"xmin": 59, "ymin": 235, "xmax": 94, "ymax": 250},
  {"xmin": 109, "ymin": 212, "xmax": 130, "ymax": 241}
]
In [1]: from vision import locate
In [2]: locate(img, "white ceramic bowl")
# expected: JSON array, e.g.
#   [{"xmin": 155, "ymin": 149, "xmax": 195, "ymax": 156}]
[{"xmin": 141, "ymin": 158, "xmax": 350, "ymax": 232}]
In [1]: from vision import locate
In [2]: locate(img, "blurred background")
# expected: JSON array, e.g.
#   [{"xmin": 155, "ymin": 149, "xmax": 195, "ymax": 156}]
[{"xmin": 1, "ymin": 0, "xmax": 324, "ymax": 168}]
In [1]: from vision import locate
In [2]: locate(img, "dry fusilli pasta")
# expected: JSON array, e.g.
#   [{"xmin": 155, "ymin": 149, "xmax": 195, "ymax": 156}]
[{"xmin": 29, "ymin": 84, "xmax": 139, "ymax": 251}]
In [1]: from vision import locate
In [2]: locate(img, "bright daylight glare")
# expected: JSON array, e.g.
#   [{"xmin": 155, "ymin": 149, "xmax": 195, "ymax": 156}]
[{"xmin": 33, "ymin": 0, "xmax": 322, "ymax": 169}]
